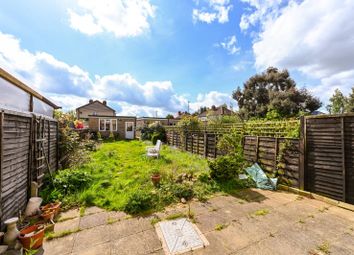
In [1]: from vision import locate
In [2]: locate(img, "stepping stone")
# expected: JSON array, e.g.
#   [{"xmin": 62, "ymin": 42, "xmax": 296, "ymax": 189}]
[{"xmin": 156, "ymin": 218, "xmax": 209, "ymax": 255}]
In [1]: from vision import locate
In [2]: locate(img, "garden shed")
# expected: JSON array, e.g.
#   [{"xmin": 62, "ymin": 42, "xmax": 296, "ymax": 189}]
[{"xmin": 0, "ymin": 68, "xmax": 60, "ymax": 229}]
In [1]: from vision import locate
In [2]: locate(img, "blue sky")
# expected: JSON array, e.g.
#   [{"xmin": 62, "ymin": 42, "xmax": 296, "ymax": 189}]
[{"xmin": 1, "ymin": 0, "xmax": 354, "ymax": 116}]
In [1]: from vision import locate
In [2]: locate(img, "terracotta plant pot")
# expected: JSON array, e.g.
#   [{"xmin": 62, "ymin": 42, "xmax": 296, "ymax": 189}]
[
  {"xmin": 40, "ymin": 209, "xmax": 56, "ymax": 222},
  {"xmin": 18, "ymin": 225, "xmax": 44, "ymax": 250},
  {"xmin": 40, "ymin": 202, "xmax": 62, "ymax": 216},
  {"xmin": 151, "ymin": 174, "xmax": 161, "ymax": 186}
]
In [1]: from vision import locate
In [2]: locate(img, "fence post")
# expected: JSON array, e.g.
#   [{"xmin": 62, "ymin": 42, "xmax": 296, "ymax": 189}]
[
  {"xmin": 341, "ymin": 116, "xmax": 346, "ymax": 202},
  {"xmin": 184, "ymin": 131, "xmax": 187, "ymax": 151},
  {"xmin": 299, "ymin": 116, "xmax": 305, "ymax": 190},
  {"xmin": 204, "ymin": 131, "xmax": 207, "ymax": 158},
  {"xmin": 255, "ymin": 136, "xmax": 259, "ymax": 162},
  {"xmin": 274, "ymin": 137, "xmax": 278, "ymax": 171},
  {"xmin": 0, "ymin": 111, "xmax": 4, "ymax": 224}
]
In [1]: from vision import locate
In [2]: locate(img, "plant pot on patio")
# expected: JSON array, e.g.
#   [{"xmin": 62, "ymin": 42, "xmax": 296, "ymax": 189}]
[
  {"xmin": 151, "ymin": 174, "xmax": 161, "ymax": 186},
  {"xmin": 18, "ymin": 224, "xmax": 45, "ymax": 250},
  {"xmin": 40, "ymin": 202, "xmax": 62, "ymax": 217},
  {"xmin": 40, "ymin": 209, "xmax": 56, "ymax": 222}
]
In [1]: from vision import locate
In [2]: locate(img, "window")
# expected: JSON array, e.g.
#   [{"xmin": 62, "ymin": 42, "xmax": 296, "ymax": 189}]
[{"xmin": 99, "ymin": 118, "xmax": 117, "ymax": 131}]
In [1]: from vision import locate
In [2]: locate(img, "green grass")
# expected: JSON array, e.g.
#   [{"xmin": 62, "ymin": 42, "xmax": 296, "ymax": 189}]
[
  {"xmin": 215, "ymin": 223, "xmax": 228, "ymax": 231},
  {"xmin": 43, "ymin": 140, "xmax": 252, "ymax": 214},
  {"xmin": 54, "ymin": 141, "xmax": 210, "ymax": 211}
]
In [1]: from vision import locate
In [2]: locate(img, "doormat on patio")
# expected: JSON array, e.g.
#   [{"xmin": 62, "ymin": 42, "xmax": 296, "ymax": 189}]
[{"xmin": 155, "ymin": 218, "xmax": 209, "ymax": 255}]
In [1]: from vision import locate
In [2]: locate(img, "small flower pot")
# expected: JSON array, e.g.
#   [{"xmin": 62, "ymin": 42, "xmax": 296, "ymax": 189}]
[
  {"xmin": 40, "ymin": 202, "xmax": 62, "ymax": 216},
  {"xmin": 40, "ymin": 209, "xmax": 56, "ymax": 222},
  {"xmin": 18, "ymin": 225, "xmax": 44, "ymax": 250},
  {"xmin": 151, "ymin": 174, "xmax": 161, "ymax": 186}
]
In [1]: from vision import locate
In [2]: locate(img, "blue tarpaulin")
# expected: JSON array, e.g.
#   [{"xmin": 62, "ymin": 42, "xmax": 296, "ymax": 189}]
[{"xmin": 245, "ymin": 163, "xmax": 278, "ymax": 190}]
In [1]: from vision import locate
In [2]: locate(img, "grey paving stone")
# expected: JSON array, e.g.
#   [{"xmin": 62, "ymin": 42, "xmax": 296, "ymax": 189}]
[
  {"xmin": 54, "ymin": 217, "xmax": 80, "ymax": 233},
  {"xmin": 43, "ymin": 234, "xmax": 76, "ymax": 255},
  {"xmin": 79, "ymin": 211, "xmax": 109, "ymax": 229},
  {"xmin": 72, "ymin": 225, "xmax": 111, "ymax": 252}
]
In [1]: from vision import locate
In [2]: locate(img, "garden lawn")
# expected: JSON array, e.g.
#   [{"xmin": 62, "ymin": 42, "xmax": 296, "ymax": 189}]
[{"xmin": 59, "ymin": 140, "xmax": 210, "ymax": 211}]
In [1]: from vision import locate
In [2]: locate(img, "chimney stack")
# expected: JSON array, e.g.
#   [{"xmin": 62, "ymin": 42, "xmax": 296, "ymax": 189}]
[
  {"xmin": 89, "ymin": 99, "xmax": 93, "ymax": 103},
  {"xmin": 103, "ymin": 100, "xmax": 107, "ymax": 105}
]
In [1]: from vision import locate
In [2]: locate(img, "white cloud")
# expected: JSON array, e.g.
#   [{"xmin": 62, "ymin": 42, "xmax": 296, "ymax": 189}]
[
  {"xmin": 242, "ymin": 0, "xmax": 354, "ymax": 105},
  {"xmin": 216, "ymin": 35, "xmax": 240, "ymax": 55},
  {"xmin": 193, "ymin": 0, "xmax": 232, "ymax": 24},
  {"xmin": 68, "ymin": 0, "xmax": 155, "ymax": 38},
  {"xmin": 0, "ymin": 31, "xmax": 232, "ymax": 116},
  {"xmin": 232, "ymin": 60, "xmax": 253, "ymax": 71},
  {"xmin": 190, "ymin": 91, "xmax": 232, "ymax": 112},
  {"xmin": 239, "ymin": 0, "xmax": 284, "ymax": 31}
]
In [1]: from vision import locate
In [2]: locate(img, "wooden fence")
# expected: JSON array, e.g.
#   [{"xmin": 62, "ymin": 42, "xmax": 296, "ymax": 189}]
[
  {"xmin": 0, "ymin": 108, "xmax": 58, "ymax": 229},
  {"xmin": 166, "ymin": 130, "xmax": 301, "ymax": 188},
  {"xmin": 305, "ymin": 115, "xmax": 354, "ymax": 204}
]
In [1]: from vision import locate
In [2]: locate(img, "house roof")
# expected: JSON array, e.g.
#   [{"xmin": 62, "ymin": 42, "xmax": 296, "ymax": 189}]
[
  {"xmin": 88, "ymin": 115, "xmax": 136, "ymax": 119},
  {"xmin": 76, "ymin": 100, "xmax": 116, "ymax": 113},
  {"xmin": 0, "ymin": 68, "xmax": 61, "ymax": 109},
  {"xmin": 137, "ymin": 117, "xmax": 169, "ymax": 121}
]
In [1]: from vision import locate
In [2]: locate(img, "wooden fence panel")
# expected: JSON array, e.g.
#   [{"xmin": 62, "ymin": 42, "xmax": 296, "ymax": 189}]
[
  {"xmin": 0, "ymin": 109, "xmax": 58, "ymax": 229},
  {"xmin": 306, "ymin": 117, "xmax": 344, "ymax": 201}
]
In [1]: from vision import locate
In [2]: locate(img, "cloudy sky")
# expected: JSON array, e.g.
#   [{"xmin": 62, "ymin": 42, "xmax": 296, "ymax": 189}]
[{"xmin": 1, "ymin": 0, "xmax": 354, "ymax": 116}]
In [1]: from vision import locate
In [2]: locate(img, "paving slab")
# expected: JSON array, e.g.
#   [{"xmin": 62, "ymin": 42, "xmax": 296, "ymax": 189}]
[
  {"xmin": 110, "ymin": 218, "xmax": 144, "ymax": 240},
  {"xmin": 71, "ymin": 241, "xmax": 111, "ymax": 255},
  {"xmin": 43, "ymin": 233, "xmax": 76, "ymax": 255},
  {"xmin": 72, "ymin": 224, "xmax": 111, "ymax": 252},
  {"xmin": 84, "ymin": 206, "xmax": 105, "ymax": 216},
  {"xmin": 110, "ymin": 231, "xmax": 150, "ymax": 255},
  {"xmin": 79, "ymin": 211, "xmax": 109, "ymax": 229},
  {"xmin": 54, "ymin": 217, "xmax": 80, "ymax": 233},
  {"xmin": 57, "ymin": 208, "xmax": 80, "ymax": 222},
  {"xmin": 195, "ymin": 211, "xmax": 229, "ymax": 233}
]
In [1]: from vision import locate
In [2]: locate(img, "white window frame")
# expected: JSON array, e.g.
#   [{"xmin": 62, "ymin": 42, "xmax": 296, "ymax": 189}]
[{"xmin": 99, "ymin": 118, "xmax": 117, "ymax": 131}]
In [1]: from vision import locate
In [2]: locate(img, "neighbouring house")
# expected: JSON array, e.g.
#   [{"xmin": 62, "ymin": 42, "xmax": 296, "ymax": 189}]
[
  {"xmin": 0, "ymin": 68, "xmax": 60, "ymax": 229},
  {"xmin": 198, "ymin": 105, "xmax": 234, "ymax": 122},
  {"xmin": 76, "ymin": 100, "xmax": 136, "ymax": 139}
]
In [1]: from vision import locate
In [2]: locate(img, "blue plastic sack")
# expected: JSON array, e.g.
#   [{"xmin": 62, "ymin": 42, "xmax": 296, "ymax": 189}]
[{"xmin": 245, "ymin": 163, "xmax": 277, "ymax": 190}]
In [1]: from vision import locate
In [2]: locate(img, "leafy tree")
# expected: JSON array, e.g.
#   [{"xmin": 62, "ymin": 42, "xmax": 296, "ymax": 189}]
[
  {"xmin": 326, "ymin": 89, "xmax": 346, "ymax": 114},
  {"xmin": 345, "ymin": 87, "xmax": 354, "ymax": 113},
  {"xmin": 232, "ymin": 67, "xmax": 321, "ymax": 119}
]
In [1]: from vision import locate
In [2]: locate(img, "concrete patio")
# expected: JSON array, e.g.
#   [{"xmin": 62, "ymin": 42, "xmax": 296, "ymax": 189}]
[{"xmin": 43, "ymin": 189, "xmax": 354, "ymax": 255}]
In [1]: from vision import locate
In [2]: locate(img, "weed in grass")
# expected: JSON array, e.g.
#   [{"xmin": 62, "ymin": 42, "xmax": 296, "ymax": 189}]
[
  {"xmin": 253, "ymin": 209, "xmax": 270, "ymax": 217},
  {"xmin": 308, "ymin": 214, "xmax": 315, "ymax": 218},
  {"xmin": 317, "ymin": 241, "xmax": 331, "ymax": 255},
  {"xmin": 215, "ymin": 223, "xmax": 228, "ymax": 231},
  {"xmin": 209, "ymin": 207, "xmax": 218, "ymax": 212},
  {"xmin": 57, "ymin": 216, "xmax": 77, "ymax": 223}
]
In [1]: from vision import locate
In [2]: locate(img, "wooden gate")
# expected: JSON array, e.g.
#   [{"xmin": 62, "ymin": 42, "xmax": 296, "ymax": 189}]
[{"xmin": 305, "ymin": 115, "xmax": 354, "ymax": 203}]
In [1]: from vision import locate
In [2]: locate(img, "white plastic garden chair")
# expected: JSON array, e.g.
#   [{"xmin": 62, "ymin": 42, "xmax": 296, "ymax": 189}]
[{"xmin": 146, "ymin": 140, "xmax": 162, "ymax": 158}]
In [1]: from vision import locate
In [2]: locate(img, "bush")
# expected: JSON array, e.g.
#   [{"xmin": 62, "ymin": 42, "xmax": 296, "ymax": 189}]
[
  {"xmin": 140, "ymin": 122, "xmax": 166, "ymax": 142},
  {"xmin": 208, "ymin": 155, "xmax": 244, "ymax": 181},
  {"xmin": 107, "ymin": 132, "xmax": 115, "ymax": 142},
  {"xmin": 52, "ymin": 169, "xmax": 92, "ymax": 195},
  {"xmin": 124, "ymin": 190, "xmax": 157, "ymax": 214}
]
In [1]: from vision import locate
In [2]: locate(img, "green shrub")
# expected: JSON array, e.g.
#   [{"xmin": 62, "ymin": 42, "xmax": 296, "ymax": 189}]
[
  {"xmin": 140, "ymin": 122, "xmax": 167, "ymax": 142},
  {"xmin": 107, "ymin": 132, "xmax": 115, "ymax": 142},
  {"xmin": 52, "ymin": 169, "xmax": 92, "ymax": 195},
  {"xmin": 208, "ymin": 155, "xmax": 244, "ymax": 181},
  {"xmin": 151, "ymin": 132, "xmax": 164, "ymax": 145},
  {"xmin": 124, "ymin": 190, "xmax": 157, "ymax": 214}
]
